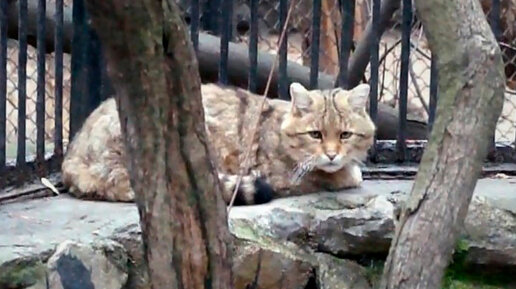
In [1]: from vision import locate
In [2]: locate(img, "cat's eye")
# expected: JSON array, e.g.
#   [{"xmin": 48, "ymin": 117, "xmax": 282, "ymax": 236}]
[
  {"xmin": 308, "ymin": 131, "xmax": 323, "ymax": 139},
  {"xmin": 340, "ymin": 131, "xmax": 352, "ymax": 139}
]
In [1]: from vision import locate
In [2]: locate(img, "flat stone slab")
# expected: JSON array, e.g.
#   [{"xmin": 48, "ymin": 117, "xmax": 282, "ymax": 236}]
[
  {"xmin": 1, "ymin": 178, "xmax": 515, "ymax": 265},
  {"xmin": 0, "ymin": 195, "xmax": 138, "ymax": 262}
]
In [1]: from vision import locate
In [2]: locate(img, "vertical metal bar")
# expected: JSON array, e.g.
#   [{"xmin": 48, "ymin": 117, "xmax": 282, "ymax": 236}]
[
  {"xmin": 0, "ymin": 0, "xmax": 7, "ymax": 169},
  {"xmin": 369, "ymin": 0, "xmax": 380, "ymax": 160},
  {"xmin": 309, "ymin": 0, "xmax": 322, "ymax": 89},
  {"xmin": 86, "ymin": 24, "xmax": 102, "ymax": 115},
  {"xmin": 70, "ymin": 0, "xmax": 86, "ymax": 140},
  {"xmin": 54, "ymin": 0, "xmax": 64, "ymax": 158},
  {"xmin": 397, "ymin": 0, "xmax": 411, "ymax": 162},
  {"xmin": 248, "ymin": 0, "xmax": 258, "ymax": 93},
  {"xmin": 190, "ymin": 0, "xmax": 199, "ymax": 51},
  {"xmin": 219, "ymin": 0, "xmax": 232, "ymax": 84},
  {"xmin": 337, "ymin": 0, "xmax": 355, "ymax": 89},
  {"xmin": 428, "ymin": 54, "xmax": 438, "ymax": 133},
  {"xmin": 489, "ymin": 0, "xmax": 501, "ymax": 40},
  {"xmin": 202, "ymin": 0, "xmax": 220, "ymax": 35},
  {"xmin": 100, "ymin": 49, "xmax": 114, "ymax": 101},
  {"xmin": 489, "ymin": 0, "xmax": 501, "ymax": 156},
  {"xmin": 36, "ymin": 0, "xmax": 46, "ymax": 162},
  {"xmin": 278, "ymin": 0, "xmax": 289, "ymax": 100},
  {"xmin": 17, "ymin": 0, "xmax": 28, "ymax": 167}
]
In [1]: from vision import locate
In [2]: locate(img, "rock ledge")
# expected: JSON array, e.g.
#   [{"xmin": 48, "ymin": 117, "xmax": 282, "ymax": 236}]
[{"xmin": 1, "ymin": 179, "xmax": 515, "ymax": 289}]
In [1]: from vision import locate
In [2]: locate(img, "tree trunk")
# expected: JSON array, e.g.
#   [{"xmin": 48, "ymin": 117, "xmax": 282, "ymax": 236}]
[
  {"xmin": 379, "ymin": 0, "xmax": 505, "ymax": 288},
  {"xmin": 83, "ymin": 0, "xmax": 233, "ymax": 288}
]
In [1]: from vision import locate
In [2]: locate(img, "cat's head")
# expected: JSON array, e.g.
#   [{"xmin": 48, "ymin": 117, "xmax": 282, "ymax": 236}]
[{"xmin": 280, "ymin": 82, "xmax": 376, "ymax": 175}]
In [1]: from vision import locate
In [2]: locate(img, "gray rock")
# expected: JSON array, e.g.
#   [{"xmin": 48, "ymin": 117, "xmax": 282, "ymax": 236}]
[
  {"xmin": 228, "ymin": 191, "xmax": 396, "ymax": 256},
  {"xmin": 233, "ymin": 240, "xmax": 313, "ymax": 289},
  {"xmin": 1, "ymin": 179, "xmax": 515, "ymax": 289},
  {"xmin": 110, "ymin": 224, "xmax": 150, "ymax": 289},
  {"xmin": 45, "ymin": 240, "xmax": 128, "ymax": 289},
  {"xmin": 229, "ymin": 179, "xmax": 516, "ymax": 269},
  {"xmin": 463, "ymin": 195, "xmax": 516, "ymax": 268},
  {"xmin": 314, "ymin": 254, "xmax": 371, "ymax": 289},
  {"xmin": 232, "ymin": 239, "xmax": 371, "ymax": 289},
  {"xmin": 0, "ymin": 257, "xmax": 48, "ymax": 289}
]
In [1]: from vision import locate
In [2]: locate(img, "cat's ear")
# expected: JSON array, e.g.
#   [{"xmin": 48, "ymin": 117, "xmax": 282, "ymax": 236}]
[
  {"xmin": 289, "ymin": 82, "xmax": 312, "ymax": 114},
  {"xmin": 348, "ymin": 84, "xmax": 370, "ymax": 110},
  {"xmin": 349, "ymin": 84, "xmax": 370, "ymax": 109},
  {"xmin": 334, "ymin": 84, "xmax": 370, "ymax": 112}
]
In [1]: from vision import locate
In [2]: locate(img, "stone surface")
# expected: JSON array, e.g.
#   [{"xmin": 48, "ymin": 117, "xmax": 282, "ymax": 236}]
[
  {"xmin": 1, "ymin": 178, "xmax": 515, "ymax": 289},
  {"xmin": 45, "ymin": 240, "xmax": 128, "ymax": 289},
  {"xmin": 110, "ymin": 224, "xmax": 150, "ymax": 289},
  {"xmin": 228, "ymin": 179, "xmax": 516, "ymax": 268},
  {"xmin": 0, "ymin": 196, "xmax": 138, "ymax": 263},
  {"xmin": 233, "ymin": 240, "xmax": 314, "ymax": 289},
  {"xmin": 229, "ymin": 190, "xmax": 395, "ymax": 256},
  {"xmin": 463, "ymin": 195, "xmax": 516, "ymax": 268},
  {"xmin": 232, "ymin": 239, "xmax": 371, "ymax": 289},
  {"xmin": 314, "ymin": 254, "xmax": 371, "ymax": 289},
  {"xmin": 0, "ymin": 240, "xmax": 129, "ymax": 289}
]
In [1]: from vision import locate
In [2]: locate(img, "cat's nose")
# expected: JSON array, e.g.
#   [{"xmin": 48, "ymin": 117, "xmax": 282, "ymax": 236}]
[{"xmin": 326, "ymin": 153, "xmax": 337, "ymax": 161}]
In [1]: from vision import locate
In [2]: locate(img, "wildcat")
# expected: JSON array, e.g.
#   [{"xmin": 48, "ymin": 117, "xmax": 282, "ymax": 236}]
[{"xmin": 61, "ymin": 82, "xmax": 375, "ymax": 205}]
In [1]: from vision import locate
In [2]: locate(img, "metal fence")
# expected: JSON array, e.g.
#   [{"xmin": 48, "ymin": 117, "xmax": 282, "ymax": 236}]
[
  {"xmin": 0, "ymin": 0, "xmax": 109, "ymax": 189},
  {"xmin": 177, "ymin": 0, "xmax": 516, "ymax": 164},
  {"xmin": 1, "ymin": 0, "xmax": 515, "ymax": 190}
]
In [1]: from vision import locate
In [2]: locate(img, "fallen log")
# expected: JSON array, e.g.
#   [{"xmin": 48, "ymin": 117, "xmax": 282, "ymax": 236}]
[
  {"xmin": 7, "ymin": 0, "xmax": 74, "ymax": 54},
  {"xmin": 347, "ymin": 0, "xmax": 401, "ymax": 88},
  {"xmin": 6, "ymin": 0, "xmax": 428, "ymax": 140}
]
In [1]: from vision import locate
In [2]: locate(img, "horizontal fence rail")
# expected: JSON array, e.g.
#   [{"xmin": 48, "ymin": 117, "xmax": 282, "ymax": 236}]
[{"xmin": 1, "ymin": 0, "xmax": 516, "ymax": 191}]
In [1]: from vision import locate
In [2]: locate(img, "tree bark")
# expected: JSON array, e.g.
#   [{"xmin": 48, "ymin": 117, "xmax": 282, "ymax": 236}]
[
  {"xmin": 379, "ymin": 0, "xmax": 505, "ymax": 288},
  {"xmin": 83, "ymin": 0, "xmax": 233, "ymax": 288}
]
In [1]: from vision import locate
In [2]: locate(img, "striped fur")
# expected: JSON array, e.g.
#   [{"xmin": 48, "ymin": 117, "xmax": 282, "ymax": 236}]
[{"xmin": 61, "ymin": 82, "xmax": 375, "ymax": 205}]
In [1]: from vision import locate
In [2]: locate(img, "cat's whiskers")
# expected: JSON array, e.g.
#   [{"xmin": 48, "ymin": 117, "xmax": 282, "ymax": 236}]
[
  {"xmin": 289, "ymin": 155, "xmax": 316, "ymax": 185},
  {"xmin": 350, "ymin": 156, "xmax": 365, "ymax": 167}
]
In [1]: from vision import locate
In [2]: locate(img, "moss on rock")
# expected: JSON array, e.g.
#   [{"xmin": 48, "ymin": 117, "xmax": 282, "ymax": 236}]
[{"xmin": 0, "ymin": 258, "xmax": 47, "ymax": 288}]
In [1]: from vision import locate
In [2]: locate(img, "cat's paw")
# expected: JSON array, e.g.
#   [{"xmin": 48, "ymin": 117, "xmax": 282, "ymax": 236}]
[
  {"xmin": 250, "ymin": 169, "xmax": 263, "ymax": 178},
  {"xmin": 342, "ymin": 164, "xmax": 363, "ymax": 188},
  {"xmin": 117, "ymin": 189, "xmax": 135, "ymax": 202},
  {"xmin": 350, "ymin": 165, "xmax": 363, "ymax": 184}
]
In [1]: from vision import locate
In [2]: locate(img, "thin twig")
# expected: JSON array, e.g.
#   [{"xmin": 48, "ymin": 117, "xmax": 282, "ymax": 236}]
[
  {"xmin": 411, "ymin": 42, "xmax": 431, "ymax": 60},
  {"xmin": 393, "ymin": 45, "xmax": 400, "ymax": 105},
  {"xmin": 279, "ymin": 268, "xmax": 287, "ymax": 289},
  {"xmin": 408, "ymin": 27, "xmax": 429, "ymax": 115},
  {"xmin": 499, "ymin": 41, "xmax": 516, "ymax": 51},
  {"xmin": 246, "ymin": 250, "xmax": 263, "ymax": 289},
  {"xmin": 379, "ymin": 38, "xmax": 430, "ymax": 66},
  {"xmin": 379, "ymin": 42, "xmax": 388, "ymax": 101},
  {"xmin": 227, "ymin": 0, "xmax": 297, "ymax": 212},
  {"xmin": 379, "ymin": 38, "xmax": 402, "ymax": 65}
]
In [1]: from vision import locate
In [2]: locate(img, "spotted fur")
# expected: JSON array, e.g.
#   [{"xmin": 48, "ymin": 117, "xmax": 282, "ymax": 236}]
[{"xmin": 61, "ymin": 82, "xmax": 375, "ymax": 205}]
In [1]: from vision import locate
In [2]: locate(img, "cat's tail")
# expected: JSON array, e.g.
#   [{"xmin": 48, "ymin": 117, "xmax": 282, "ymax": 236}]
[{"xmin": 218, "ymin": 172, "xmax": 275, "ymax": 206}]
